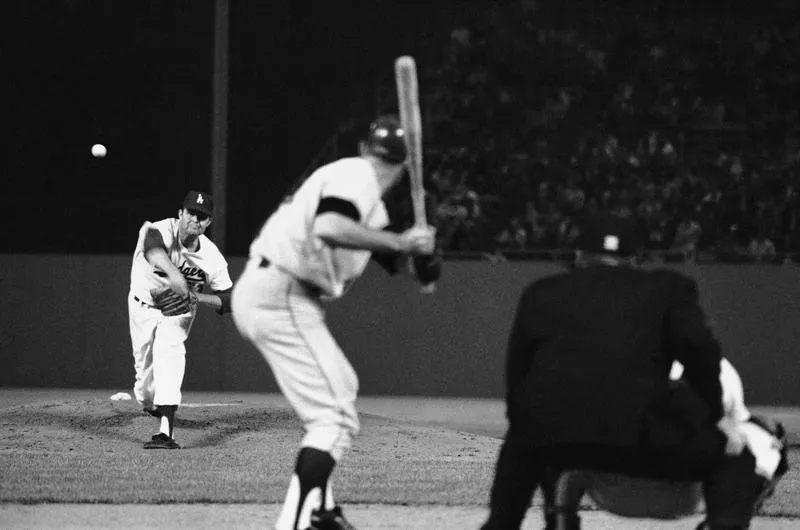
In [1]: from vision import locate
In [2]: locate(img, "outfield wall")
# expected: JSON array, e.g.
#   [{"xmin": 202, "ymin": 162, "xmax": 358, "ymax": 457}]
[{"xmin": 1, "ymin": 254, "xmax": 799, "ymax": 405}]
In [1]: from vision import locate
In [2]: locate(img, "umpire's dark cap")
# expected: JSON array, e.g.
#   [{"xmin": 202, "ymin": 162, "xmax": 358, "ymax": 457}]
[
  {"xmin": 575, "ymin": 213, "xmax": 641, "ymax": 256},
  {"xmin": 182, "ymin": 191, "xmax": 214, "ymax": 217}
]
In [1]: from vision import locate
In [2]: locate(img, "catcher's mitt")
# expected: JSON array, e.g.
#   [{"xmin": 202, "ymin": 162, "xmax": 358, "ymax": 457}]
[{"xmin": 151, "ymin": 288, "xmax": 197, "ymax": 317}]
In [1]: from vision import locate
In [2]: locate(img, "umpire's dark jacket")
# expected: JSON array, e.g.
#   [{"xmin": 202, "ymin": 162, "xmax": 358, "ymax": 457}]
[{"xmin": 506, "ymin": 264, "xmax": 724, "ymax": 450}]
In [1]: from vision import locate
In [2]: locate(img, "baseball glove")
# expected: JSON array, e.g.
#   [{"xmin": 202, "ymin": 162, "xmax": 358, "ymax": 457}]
[{"xmin": 151, "ymin": 288, "xmax": 197, "ymax": 317}]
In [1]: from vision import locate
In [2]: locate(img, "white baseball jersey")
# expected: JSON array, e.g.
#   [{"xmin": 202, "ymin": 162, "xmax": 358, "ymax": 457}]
[
  {"xmin": 130, "ymin": 218, "xmax": 233, "ymax": 303},
  {"xmin": 249, "ymin": 157, "xmax": 389, "ymax": 299}
]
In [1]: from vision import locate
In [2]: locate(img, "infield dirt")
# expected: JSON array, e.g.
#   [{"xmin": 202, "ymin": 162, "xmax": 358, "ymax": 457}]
[{"xmin": 0, "ymin": 388, "xmax": 797, "ymax": 529}]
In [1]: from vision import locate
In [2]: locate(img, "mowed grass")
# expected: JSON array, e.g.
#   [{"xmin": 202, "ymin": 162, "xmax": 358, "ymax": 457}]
[{"xmin": 0, "ymin": 396, "xmax": 797, "ymax": 518}]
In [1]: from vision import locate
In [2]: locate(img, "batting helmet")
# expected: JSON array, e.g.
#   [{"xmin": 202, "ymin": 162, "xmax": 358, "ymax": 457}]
[{"xmin": 363, "ymin": 115, "xmax": 407, "ymax": 163}]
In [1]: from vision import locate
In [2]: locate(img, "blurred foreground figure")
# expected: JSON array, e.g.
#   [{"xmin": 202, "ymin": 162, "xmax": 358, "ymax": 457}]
[
  {"xmin": 481, "ymin": 213, "xmax": 789, "ymax": 530},
  {"xmin": 232, "ymin": 116, "xmax": 438, "ymax": 530}
]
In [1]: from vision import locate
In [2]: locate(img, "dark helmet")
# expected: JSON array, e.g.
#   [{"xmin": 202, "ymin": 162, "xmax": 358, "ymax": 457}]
[{"xmin": 363, "ymin": 115, "xmax": 407, "ymax": 164}]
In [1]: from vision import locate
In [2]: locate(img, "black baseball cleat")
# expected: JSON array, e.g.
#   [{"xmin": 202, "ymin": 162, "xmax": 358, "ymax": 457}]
[
  {"xmin": 309, "ymin": 505, "xmax": 357, "ymax": 530},
  {"xmin": 143, "ymin": 433, "xmax": 180, "ymax": 449},
  {"xmin": 143, "ymin": 407, "xmax": 162, "ymax": 418}
]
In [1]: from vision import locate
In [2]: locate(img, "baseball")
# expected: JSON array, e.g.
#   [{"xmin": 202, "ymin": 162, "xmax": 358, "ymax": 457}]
[{"xmin": 91, "ymin": 143, "xmax": 107, "ymax": 158}]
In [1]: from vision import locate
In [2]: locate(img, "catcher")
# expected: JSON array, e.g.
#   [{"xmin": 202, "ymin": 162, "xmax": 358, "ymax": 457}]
[
  {"xmin": 128, "ymin": 190, "xmax": 233, "ymax": 449},
  {"xmin": 481, "ymin": 213, "xmax": 788, "ymax": 530}
]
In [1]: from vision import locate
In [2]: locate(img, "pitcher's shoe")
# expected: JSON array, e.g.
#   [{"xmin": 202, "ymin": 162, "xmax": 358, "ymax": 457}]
[
  {"xmin": 143, "ymin": 406, "xmax": 162, "ymax": 418},
  {"xmin": 143, "ymin": 433, "xmax": 180, "ymax": 449},
  {"xmin": 308, "ymin": 505, "xmax": 357, "ymax": 530}
]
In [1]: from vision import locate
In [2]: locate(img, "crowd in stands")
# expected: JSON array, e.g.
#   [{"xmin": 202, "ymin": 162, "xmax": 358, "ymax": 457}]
[{"xmin": 419, "ymin": 1, "xmax": 800, "ymax": 262}]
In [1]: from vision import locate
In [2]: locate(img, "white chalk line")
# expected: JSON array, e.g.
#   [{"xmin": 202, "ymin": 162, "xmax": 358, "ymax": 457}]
[
  {"xmin": 180, "ymin": 403, "xmax": 245, "ymax": 408},
  {"xmin": 108, "ymin": 392, "xmax": 245, "ymax": 408}
]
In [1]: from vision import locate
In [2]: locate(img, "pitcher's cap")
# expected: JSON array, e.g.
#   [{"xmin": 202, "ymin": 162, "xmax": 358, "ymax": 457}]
[{"xmin": 182, "ymin": 191, "xmax": 214, "ymax": 217}]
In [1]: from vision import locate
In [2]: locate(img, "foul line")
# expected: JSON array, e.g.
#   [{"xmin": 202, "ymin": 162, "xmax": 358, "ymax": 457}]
[{"xmin": 180, "ymin": 402, "xmax": 244, "ymax": 408}]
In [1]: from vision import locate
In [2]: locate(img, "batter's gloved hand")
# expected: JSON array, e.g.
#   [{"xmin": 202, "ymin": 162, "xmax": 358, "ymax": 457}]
[
  {"xmin": 151, "ymin": 288, "xmax": 198, "ymax": 317},
  {"xmin": 413, "ymin": 247, "xmax": 442, "ymax": 286},
  {"xmin": 400, "ymin": 225, "xmax": 436, "ymax": 255}
]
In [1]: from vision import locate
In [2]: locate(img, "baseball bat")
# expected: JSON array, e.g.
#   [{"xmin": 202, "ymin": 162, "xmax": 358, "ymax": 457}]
[
  {"xmin": 394, "ymin": 55, "xmax": 427, "ymax": 229},
  {"xmin": 395, "ymin": 55, "xmax": 436, "ymax": 294}
]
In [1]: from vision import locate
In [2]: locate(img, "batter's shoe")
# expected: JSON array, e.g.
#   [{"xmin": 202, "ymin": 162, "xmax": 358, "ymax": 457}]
[
  {"xmin": 143, "ymin": 433, "xmax": 180, "ymax": 449},
  {"xmin": 308, "ymin": 505, "xmax": 357, "ymax": 530}
]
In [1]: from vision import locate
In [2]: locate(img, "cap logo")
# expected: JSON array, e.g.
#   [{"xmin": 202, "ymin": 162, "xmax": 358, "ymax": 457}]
[
  {"xmin": 196, "ymin": 194, "xmax": 204, "ymax": 205},
  {"xmin": 603, "ymin": 235, "xmax": 619, "ymax": 251}
]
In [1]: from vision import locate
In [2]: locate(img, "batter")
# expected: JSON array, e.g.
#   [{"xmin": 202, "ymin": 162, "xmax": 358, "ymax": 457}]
[
  {"xmin": 128, "ymin": 190, "xmax": 233, "ymax": 449},
  {"xmin": 232, "ymin": 116, "xmax": 437, "ymax": 530}
]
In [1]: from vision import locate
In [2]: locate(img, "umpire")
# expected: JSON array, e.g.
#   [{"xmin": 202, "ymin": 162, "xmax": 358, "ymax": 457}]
[{"xmin": 481, "ymin": 213, "xmax": 771, "ymax": 530}]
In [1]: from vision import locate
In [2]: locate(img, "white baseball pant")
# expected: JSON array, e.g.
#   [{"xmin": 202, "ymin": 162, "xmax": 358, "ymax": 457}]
[
  {"xmin": 128, "ymin": 292, "xmax": 196, "ymax": 407},
  {"xmin": 232, "ymin": 258, "xmax": 360, "ymax": 461}
]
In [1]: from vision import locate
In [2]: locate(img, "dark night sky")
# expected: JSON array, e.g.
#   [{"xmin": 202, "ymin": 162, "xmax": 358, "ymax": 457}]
[{"xmin": 3, "ymin": 0, "xmax": 466, "ymax": 255}]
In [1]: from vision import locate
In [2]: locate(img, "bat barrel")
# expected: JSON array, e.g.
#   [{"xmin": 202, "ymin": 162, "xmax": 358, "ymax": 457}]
[{"xmin": 394, "ymin": 55, "xmax": 427, "ymax": 228}]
